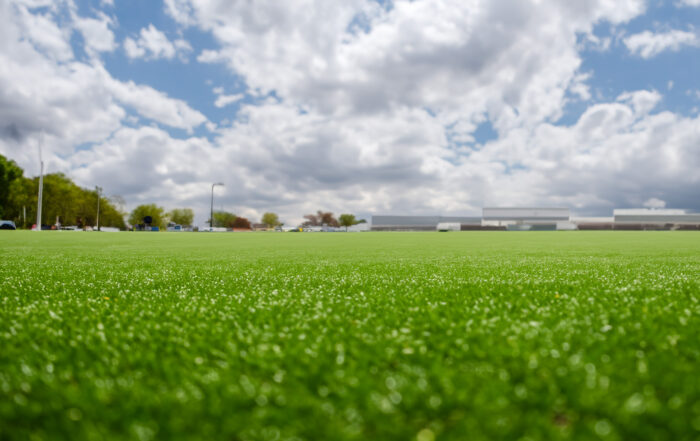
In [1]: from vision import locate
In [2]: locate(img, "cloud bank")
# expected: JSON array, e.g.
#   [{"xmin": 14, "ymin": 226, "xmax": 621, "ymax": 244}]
[{"xmin": 2, "ymin": 0, "xmax": 699, "ymax": 226}]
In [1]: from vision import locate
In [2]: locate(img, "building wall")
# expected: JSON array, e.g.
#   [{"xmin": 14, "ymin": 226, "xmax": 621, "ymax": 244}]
[
  {"xmin": 371, "ymin": 215, "xmax": 481, "ymax": 231},
  {"xmin": 483, "ymin": 207, "xmax": 570, "ymax": 221}
]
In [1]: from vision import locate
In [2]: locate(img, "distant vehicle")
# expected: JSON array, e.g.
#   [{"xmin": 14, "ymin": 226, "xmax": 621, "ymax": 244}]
[{"xmin": 0, "ymin": 220, "xmax": 17, "ymax": 230}]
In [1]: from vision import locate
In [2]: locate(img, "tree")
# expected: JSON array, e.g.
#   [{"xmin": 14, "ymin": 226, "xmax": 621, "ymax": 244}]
[
  {"xmin": 0, "ymin": 154, "xmax": 126, "ymax": 229},
  {"xmin": 169, "ymin": 208, "xmax": 194, "ymax": 226},
  {"xmin": 231, "ymin": 217, "xmax": 251, "ymax": 230},
  {"xmin": 212, "ymin": 211, "xmax": 236, "ymax": 228},
  {"xmin": 339, "ymin": 213, "xmax": 359, "ymax": 231},
  {"xmin": 129, "ymin": 204, "xmax": 167, "ymax": 230},
  {"xmin": 7, "ymin": 176, "xmax": 35, "ymax": 228},
  {"xmin": 0, "ymin": 155, "xmax": 24, "ymax": 218},
  {"xmin": 261, "ymin": 212, "xmax": 281, "ymax": 229},
  {"xmin": 303, "ymin": 210, "xmax": 339, "ymax": 227}
]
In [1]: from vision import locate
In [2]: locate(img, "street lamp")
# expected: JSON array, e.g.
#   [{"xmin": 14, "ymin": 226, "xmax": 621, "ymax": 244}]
[
  {"xmin": 210, "ymin": 182, "xmax": 224, "ymax": 231},
  {"xmin": 95, "ymin": 186, "xmax": 102, "ymax": 231}
]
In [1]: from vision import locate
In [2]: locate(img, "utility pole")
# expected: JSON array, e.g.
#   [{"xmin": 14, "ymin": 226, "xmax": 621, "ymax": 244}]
[
  {"xmin": 210, "ymin": 182, "xmax": 224, "ymax": 231},
  {"xmin": 96, "ymin": 186, "xmax": 102, "ymax": 231},
  {"xmin": 36, "ymin": 159, "xmax": 43, "ymax": 231}
]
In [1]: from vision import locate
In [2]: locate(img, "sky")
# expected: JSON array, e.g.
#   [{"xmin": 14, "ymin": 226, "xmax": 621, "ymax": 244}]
[{"xmin": 1, "ymin": 0, "xmax": 699, "ymax": 227}]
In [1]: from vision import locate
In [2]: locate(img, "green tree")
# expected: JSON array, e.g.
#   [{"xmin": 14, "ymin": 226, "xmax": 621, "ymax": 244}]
[
  {"xmin": 129, "ymin": 204, "xmax": 167, "ymax": 230},
  {"xmin": 339, "ymin": 213, "xmax": 359, "ymax": 231},
  {"xmin": 261, "ymin": 212, "xmax": 281, "ymax": 229},
  {"xmin": 0, "ymin": 154, "xmax": 126, "ymax": 229},
  {"xmin": 168, "ymin": 208, "xmax": 194, "ymax": 226},
  {"xmin": 212, "ymin": 211, "xmax": 237, "ymax": 228},
  {"xmin": 0, "ymin": 155, "xmax": 24, "ymax": 218},
  {"xmin": 7, "ymin": 176, "xmax": 35, "ymax": 228}
]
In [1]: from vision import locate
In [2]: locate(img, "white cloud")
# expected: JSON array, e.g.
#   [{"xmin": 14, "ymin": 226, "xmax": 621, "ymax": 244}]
[
  {"xmin": 124, "ymin": 24, "xmax": 191, "ymax": 61},
  {"xmin": 6, "ymin": 0, "xmax": 700, "ymax": 227},
  {"xmin": 212, "ymin": 87, "xmax": 244, "ymax": 108},
  {"xmin": 104, "ymin": 73, "xmax": 207, "ymax": 132},
  {"xmin": 616, "ymin": 90, "xmax": 663, "ymax": 116},
  {"xmin": 643, "ymin": 198, "xmax": 666, "ymax": 209},
  {"xmin": 678, "ymin": 0, "xmax": 700, "ymax": 6},
  {"xmin": 180, "ymin": 0, "xmax": 646, "ymax": 141},
  {"xmin": 0, "ymin": 1, "xmax": 207, "ymax": 166},
  {"xmin": 123, "ymin": 37, "xmax": 145, "ymax": 58},
  {"xmin": 14, "ymin": 3, "xmax": 73, "ymax": 61},
  {"xmin": 54, "ymin": 90, "xmax": 700, "ymax": 226},
  {"xmin": 74, "ymin": 12, "xmax": 117, "ymax": 56},
  {"xmin": 624, "ymin": 29, "xmax": 699, "ymax": 58}
]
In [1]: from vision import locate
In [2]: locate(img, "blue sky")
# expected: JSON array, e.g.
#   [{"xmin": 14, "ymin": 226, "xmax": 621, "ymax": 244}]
[{"xmin": 1, "ymin": 0, "xmax": 699, "ymax": 225}]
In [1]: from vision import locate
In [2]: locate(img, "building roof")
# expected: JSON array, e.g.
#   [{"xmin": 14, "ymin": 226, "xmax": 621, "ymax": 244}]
[
  {"xmin": 482, "ymin": 207, "xmax": 570, "ymax": 221},
  {"xmin": 613, "ymin": 209, "xmax": 688, "ymax": 215},
  {"xmin": 371, "ymin": 215, "xmax": 481, "ymax": 227}
]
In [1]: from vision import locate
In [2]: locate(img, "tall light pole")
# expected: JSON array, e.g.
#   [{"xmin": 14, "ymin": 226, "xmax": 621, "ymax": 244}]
[
  {"xmin": 36, "ymin": 152, "xmax": 44, "ymax": 231},
  {"xmin": 96, "ymin": 186, "xmax": 102, "ymax": 231},
  {"xmin": 210, "ymin": 182, "xmax": 224, "ymax": 231}
]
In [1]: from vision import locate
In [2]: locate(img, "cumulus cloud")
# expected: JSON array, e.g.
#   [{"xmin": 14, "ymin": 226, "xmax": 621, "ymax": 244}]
[
  {"xmin": 624, "ymin": 29, "xmax": 699, "ymax": 58},
  {"xmin": 14, "ymin": 3, "xmax": 73, "ymax": 61},
  {"xmin": 212, "ymin": 87, "xmax": 244, "ymax": 108},
  {"xmin": 105, "ymin": 75, "xmax": 207, "ymax": 132},
  {"xmin": 175, "ymin": 0, "xmax": 647, "ymax": 143},
  {"xmin": 58, "ymin": 89, "xmax": 700, "ymax": 226},
  {"xmin": 73, "ymin": 11, "xmax": 117, "ymax": 56},
  {"xmin": 0, "ymin": 1, "xmax": 206, "ymax": 166},
  {"xmin": 643, "ymin": 198, "xmax": 666, "ymax": 209},
  {"xmin": 124, "ymin": 24, "xmax": 192, "ymax": 61},
  {"xmin": 5, "ymin": 0, "xmax": 700, "ymax": 227}
]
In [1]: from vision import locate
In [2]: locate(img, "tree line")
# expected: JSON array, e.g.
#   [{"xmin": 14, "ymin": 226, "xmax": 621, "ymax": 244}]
[
  {"xmin": 0, "ymin": 155, "xmax": 125, "ymax": 229},
  {"xmin": 1, "ymin": 154, "xmax": 365, "ymax": 231},
  {"xmin": 302, "ymin": 211, "xmax": 366, "ymax": 230}
]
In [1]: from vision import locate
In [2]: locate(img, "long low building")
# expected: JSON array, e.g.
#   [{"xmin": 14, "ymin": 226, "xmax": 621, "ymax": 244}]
[
  {"xmin": 612, "ymin": 209, "xmax": 700, "ymax": 230},
  {"xmin": 369, "ymin": 208, "xmax": 700, "ymax": 231},
  {"xmin": 371, "ymin": 215, "xmax": 481, "ymax": 231},
  {"xmin": 482, "ymin": 207, "xmax": 571, "ymax": 230}
]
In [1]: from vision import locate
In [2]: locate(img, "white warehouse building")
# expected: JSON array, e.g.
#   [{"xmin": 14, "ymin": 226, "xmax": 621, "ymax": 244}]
[
  {"xmin": 613, "ymin": 209, "xmax": 700, "ymax": 230},
  {"xmin": 482, "ymin": 207, "xmax": 573, "ymax": 231}
]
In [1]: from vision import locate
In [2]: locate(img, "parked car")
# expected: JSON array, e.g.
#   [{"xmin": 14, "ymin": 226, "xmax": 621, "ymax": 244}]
[{"xmin": 0, "ymin": 220, "xmax": 17, "ymax": 230}]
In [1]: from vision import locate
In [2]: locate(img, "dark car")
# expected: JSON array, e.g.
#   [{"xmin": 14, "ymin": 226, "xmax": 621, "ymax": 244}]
[{"xmin": 0, "ymin": 220, "xmax": 17, "ymax": 230}]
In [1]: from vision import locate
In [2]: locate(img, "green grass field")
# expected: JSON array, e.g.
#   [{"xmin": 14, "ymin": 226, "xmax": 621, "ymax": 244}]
[{"xmin": 1, "ymin": 231, "xmax": 699, "ymax": 441}]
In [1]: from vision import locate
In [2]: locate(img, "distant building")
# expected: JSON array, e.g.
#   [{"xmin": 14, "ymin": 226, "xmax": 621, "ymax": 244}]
[
  {"xmin": 252, "ymin": 223, "xmax": 269, "ymax": 231},
  {"xmin": 368, "ymin": 207, "xmax": 699, "ymax": 232},
  {"xmin": 436, "ymin": 222, "xmax": 461, "ymax": 232},
  {"xmin": 482, "ymin": 207, "xmax": 571, "ymax": 231},
  {"xmin": 371, "ymin": 215, "xmax": 481, "ymax": 231},
  {"xmin": 613, "ymin": 209, "xmax": 700, "ymax": 230},
  {"xmin": 346, "ymin": 223, "xmax": 370, "ymax": 232},
  {"xmin": 571, "ymin": 217, "xmax": 615, "ymax": 230}
]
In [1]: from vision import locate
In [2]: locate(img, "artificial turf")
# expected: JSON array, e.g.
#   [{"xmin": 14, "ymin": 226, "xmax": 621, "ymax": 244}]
[{"xmin": 1, "ymin": 231, "xmax": 699, "ymax": 440}]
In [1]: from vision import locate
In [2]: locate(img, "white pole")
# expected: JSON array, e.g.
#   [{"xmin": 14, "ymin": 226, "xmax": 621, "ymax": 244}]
[
  {"xmin": 36, "ymin": 160, "xmax": 43, "ymax": 231},
  {"xmin": 96, "ymin": 186, "xmax": 101, "ymax": 231}
]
